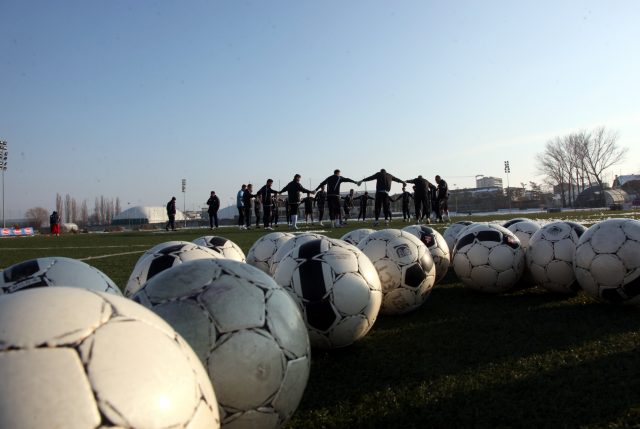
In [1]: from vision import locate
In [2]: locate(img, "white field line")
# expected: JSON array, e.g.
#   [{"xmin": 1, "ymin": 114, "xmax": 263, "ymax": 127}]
[
  {"xmin": 1, "ymin": 245, "xmax": 150, "ymax": 250},
  {"xmin": 79, "ymin": 250, "xmax": 146, "ymax": 261}
]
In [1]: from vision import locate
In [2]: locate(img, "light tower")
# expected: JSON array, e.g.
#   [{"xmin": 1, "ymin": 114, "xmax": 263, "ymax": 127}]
[
  {"xmin": 0, "ymin": 141, "xmax": 7, "ymax": 228},
  {"xmin": 504, "ymin": 160, "xmax": 511, "ymax": 211},
  {"xmin": 181, "ymin": 178, "xmax": 187, "ymax": 228}
]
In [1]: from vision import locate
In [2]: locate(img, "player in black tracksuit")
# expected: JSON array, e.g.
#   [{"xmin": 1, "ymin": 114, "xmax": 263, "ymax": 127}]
[
  {"xmin": 342, "ymin": 189, "xmax": 355, "ymax": 225},
  {"xmin": 279, "ymin": 174, "xmax": 314, "ymax": 230},
  {"xmin": 406, "ymin": 175, "xmax": 437, "ymax": 223},
  {"xmin": 360, "ymin": 169, "xmax": 405, "ymax": 225},
  {"xmin": 242, "ymin": 184, "xmax": 256, "ymax": 229},
  {"xmin": 392, "ymin": 185, "xmax": 413, "ymax": 222},
  {"xmin": 435, "ymin": 175, "xmax": 450, "ymax": 222},
  {"xmin": 302, "ymin": 193, "xmax": 314, "ymax": 224},
  {"xmin": 256, "ymin": 179, "xmax": 278, "ymax": 229},
  {"xmin": 314, "ymin": 169, "xmax": 358, "ymax": 228},
  {"xmin": 354, "ymin": 191, "xmax": 374, "ymax": 221},
  {"xmin": 271, "ymin": 194, "xmax": 282, "ymax": 227},
  {"xmin": 314, "ymin": 186, "xmax": 327, "ymax": 226}
]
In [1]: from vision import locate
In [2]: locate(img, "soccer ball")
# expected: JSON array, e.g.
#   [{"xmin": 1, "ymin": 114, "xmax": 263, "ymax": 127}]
[
  {"xmin": 0, "ymin": 287, "xmax": 219, "ymax": 428},
  {"xmin": 269, "ymin": 233, "xmax": 326, "ymax": 276},
  {"xmin": 193, "ymin": 235, "xmax": 246, "ymax": 262},
  {"xmin": 565, "ymin": 220, "xmax": 588, "ymax": 237},
  {"xmin": 133, "ymin": 258, "xmax": 310, "ymax": 427},
  {"xmin": 526, "ymin": 221, "xmax": 584, "ymax": 293},
  {"xmin": 246, "ymin": 232, "xmax": 294, "ymax": 274},
  {"xmin": 505, "ymin": 219, "xmax": 541, "ymax": 250},
  {"xmin": 452, "ymin": 224, "xmax": 524, "ymax": 293},
  {"xmin": 124, "ymin": 241, "xmax": 219, "ymax": 297},
  {"xmin": 273, "ymin": 237, "xmax": 382, "ymax": 348},
  {"xmin": 402, "ymin": 225, "xmax": 450, "ymax": 284},
  {"xmin": 340, "ymin": 228, "xmax": 375, "ymax": 246},
  {"xmin": 0, "ymin": 256, "xmax": 121, "ymax": 296},
  {"xmin": 574, "ymin": 218, "xmax": 640, "ymax": 304},
  {"xmin": 443, "ymin": 221, "xmax": 474, "ymax": 252},
  {"xmin": 357, "ymin": 229, "xmax": 435, "ymax": 315},
  {"xmin": 502, "ymin": 217, "xmax": 533, "ymax": 228}
]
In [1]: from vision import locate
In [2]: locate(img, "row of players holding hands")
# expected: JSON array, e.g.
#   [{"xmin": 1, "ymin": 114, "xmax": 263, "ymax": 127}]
[{"xmin": 230, "ymin": 168, "xmax": 450, "ymax": 230}]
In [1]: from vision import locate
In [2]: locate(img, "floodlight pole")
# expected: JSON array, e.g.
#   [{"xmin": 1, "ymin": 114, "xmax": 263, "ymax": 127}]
[
  {"xmin": 0, "ymin": 140, "xmax": 7, "ymax": 228},
  {"xmin": 504, "ymin": 160, "xmax": 511, "ymax": 212},
  {"xmin": 181, "ymin": 179, "xmax": 186, "ymax": 228}
]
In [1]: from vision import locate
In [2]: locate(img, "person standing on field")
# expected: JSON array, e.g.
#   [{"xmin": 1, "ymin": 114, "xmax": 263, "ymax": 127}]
[
  {"xmin": 302, "ymin": 192, "xmax": 314, "ymax": 225},
  {"xmin": 342, "ymin": 189, "xmax": 355, "ymax": 225},
  {"xmin": 279, "ymin": 174, "xmax": 314, "ymax": 230},
  {"xmin": 314, "ymin": 169, "xmax": 358, "ymax": 228},
  {"xmin": 236, "ymin": 184, "xmax": 246, "ymax": 229},
  {"xmin": 206, "ymin": 191, "xmax": 220, "ymax": 229},
  {"xmin": 242, "ymin": 184, "xmax": 256, "ymax": 229},
  {"xmin": 392, "ymin": 184, "xmax": 413, "ymax": 222},
  {"xmin": 314, "ymin": 185, "xmax": 327, "ymax": 226},
  {"xmin": 49, "ymin": 210, "xmax": 61, "ymax": 236},
  {"xmin": 354, "ymin": 191, "xmax": 374, "ymax": 221},
  {"xmin": 360, "ymin": 168, "xmax": 405, "ymax": 226},
  {"xmin": 256, "ymin": 179, "xmax": 278, "ymax": 230},
  {"xmin": 165, "ymin": 197, "xmax": 177, "ymax": 231},
  {"xmin": 406, "ymin": 175, "xmax": 437, "ymax": 223},
  {"xmin": 254, "ymin": 192, "xmax": 262, "ymax": 229},
  {"xmin": 435, "ymin": 175, "xmax": 450, "ymax": 222}
]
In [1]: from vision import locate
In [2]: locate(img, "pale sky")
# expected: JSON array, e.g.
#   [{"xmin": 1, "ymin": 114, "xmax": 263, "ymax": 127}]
[{"xmin": 1, "ymin": 0, "xmax": 639, "ymax": 218}]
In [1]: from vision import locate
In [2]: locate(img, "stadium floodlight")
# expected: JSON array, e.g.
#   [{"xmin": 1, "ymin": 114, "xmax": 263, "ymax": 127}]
[
  {"xmin": 504, "ymin": 160, "xmax": 511, "ymax": 211},
  {"xmin": 0, "ymin": 140, "xmax": 7, "ymax": 228}
]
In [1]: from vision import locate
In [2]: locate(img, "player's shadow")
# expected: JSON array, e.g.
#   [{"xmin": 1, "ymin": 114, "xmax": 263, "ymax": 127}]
[{"xmin": 299, "ymin": 281, "xmax": 640, "ymax": 416}]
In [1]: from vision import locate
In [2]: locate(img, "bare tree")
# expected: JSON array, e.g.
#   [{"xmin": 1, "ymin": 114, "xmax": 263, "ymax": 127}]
[
  {"xmin": 80, "ymin": 200, "xmax": 89, "ymax": 226},
  {"xmin": 94, "ymin": 198, "xmax": 100, "ymax": 225},
  {"xmin": 583, "ymin": 127, "xmax": 629, "ymax": 205},
  {"xmin": 115, "ymin": 197, "xmax": 122, "ymax": 215},
  {"xmin": 64, "ymin": 194, "xmax": 72, "ymax": 224},
  {"xmin": 71, "ymin": 198, "xmax": 78, "ymax": 224},
  {"xmin": 25, "ymin": 207, "xmax": 49, "ymax": 228},
  {"xmin": 56, "ymin": 193, "xmax": 63, "ymax": 222}
]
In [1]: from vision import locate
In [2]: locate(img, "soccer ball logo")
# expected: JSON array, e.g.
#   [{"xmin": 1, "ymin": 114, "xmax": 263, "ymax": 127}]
[
  {"xmin": 452, "ymin": 224, "xmax": 524, "ymax": 293},
  {"xmin": 357, "ymin": 229, "xmax": 435, "ymax": 315},
  {"xmin": 574, "ymin": 218, "xmax": 640, "ymax": 304},
  {"xmin": 273, "ymin": 238, "xmax": 381, "ymax": 349},
  {"xmin": 133, "ymin": 258, "xmax": 310, "ymax": 427}
]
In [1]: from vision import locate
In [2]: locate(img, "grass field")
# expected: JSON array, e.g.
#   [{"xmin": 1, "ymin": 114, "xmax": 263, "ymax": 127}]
[{"xmin": 1, "ymin": 209, "xmax": 639, "ymax": 428}]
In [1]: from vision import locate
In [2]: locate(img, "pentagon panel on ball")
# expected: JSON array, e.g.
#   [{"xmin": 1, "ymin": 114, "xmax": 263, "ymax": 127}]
[
  {"xmin": 246, "ymin": 231, "xmax": 294, "ymax": 274},
  {"xmin": 193, "ymin": 235, "xmax": 246, "ymax": 262},
  {"xmin": 452, "ymin": 223, "xmax": 525, "ymax": 293},
  {"xmin": 505, "ymin": 219, "xmax": 541, "ymax": 250},
  {"xmin": 526, "ymin": 221, "xmax": 583, "ymax": 293},
  {"xmin": 574, "ymin": 218, "xmax": 640, "ymax": 305},
  {"xmin": 269, "ymin": 232, "xmax": 326, "ymax": 276},
  {"xmin": 273, "ymin": 237, "xmax": 382, "ymax": 349},
  {"xmin": 357, "ymin": 229, "xmax": 435, "ymax": 315},
  {"xmin": 402, "ymin": 224, "xmax": 451, "ymax": 284},
  {"xmin": 443, "ymin": 221, "xmax": 474, "ymax": 252},
  {"xmin": 0, "ymin": 287, "xmax": 220, "ymax": 429},
  {"xmin": 0, "ymin": 256, "xmax": 121, "ymax": 295},
  {"xmin": 124, "ymin": 241, "xmax": 220, "ymax": 297},
  {"xmin": 132, "ymin": 258, "xmax": 310, "ymax": 428},
  {"xmin": 340, "ymin": 228, "xmax": 376, "ymax": 246}
]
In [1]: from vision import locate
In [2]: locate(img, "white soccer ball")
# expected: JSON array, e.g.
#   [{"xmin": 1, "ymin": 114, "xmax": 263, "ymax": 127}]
[
  {"xmin": 125, "ymin": 241, "xmax": 219, "ymax": 297},
  {"xmin": 193, "ymin": 235, "xmax": 246, "ymax": 262},
  {"xmin": 505, "ymin": 219, "xmax": 541, "ymax": 250},
  {"xmin": 246, "ymin": 232, "xmax": 294, "ymax": 274},
  {"xmin": 133, "ymin": 258, "xmax": 310, "ymax": 427},
  {"xmin": 340, "ymin": 228, "xmax": 375, "ymax": 246},
  {"xmin": 0, "ymin": 256, "xmax": 121, "ymax": 295},
  {"xmin": 443, "ymin": 221, "xmax": 474, "ymax": 252},
  {"xmin": 273, "ymin": 237, "xmax": 382, "ymax": 349},
  {"xmin": 357, "ymin": 229, "xmax": 436, "ymax": 315},
  {"xmin": 452, "ymin": 223, "xmax": 525, "ymax": 293},
  {"xmin": 402, "ymin": 224, "xmax": 451, "ymax": 284},
  {"xmin": 0, "ymin": 287, "xmax": 219, "ymax": 428},
  {"xmin": 269, "ymin": 233, "xmax": 326, "ymax": 276},
  {"xmin": 574, "ymin": 218, "xmax": 640, "ymax": 304},
  {"xmin": 526, "ymin": 221, "xmax": 584, "ymax": 293}
]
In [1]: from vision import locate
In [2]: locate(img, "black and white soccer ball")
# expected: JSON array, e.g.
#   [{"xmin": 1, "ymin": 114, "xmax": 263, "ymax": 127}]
[
  {"xmin": 357, "ymin": 229, "xmax": 435, "ymax": 315},
  {"xmin": 443, "ymin": 221, "xmax": 474, "ymax": 252},
  {"xmin": 340, "ymin": 228, "xmax": 375, "ymax": 246},
  {"xmin": 505, "ymin": 219, "xmax": 541, "ymax": 250},
  {"xmin": 124, "ymin": 241, "xmax": 219, "ymax": 297},
  {"xmin": 0, "ymin": 287, "xmax": 220, "ymax": 428},
  {"xmin": 0, "ymin": 256, "xmax": 121, "ymax": 296},
  {"xmin": 273, "ymin": 237, "xmax": 382, "ymax": 349},
  {"xmin": 402, "ymin": 224, "xmax": 450, "ymax": 284},
  {"xmin": 133, "ymin": 258, "xmax": 310, "ymax": 427},
  {"xmin": 193, "ymin": 235, "xmax": 246, "ymax": 262},
  {"xmin": 246, "ymin": 232, "xmax": 294, "ymax": 274},
  {"xmin": 452, "ymin": 223, "xmax": 525, "ymax": 293},
  {"xmin": 526, "ymin": 221, "xmax": 584, "ymax": 293},
  {"xmin": 574, "ymin": 218, "xmax": 640, "ymax": 304},
  {"xmin": 269, "ymin": 233, "xmax": 326, "ymax": 276}
]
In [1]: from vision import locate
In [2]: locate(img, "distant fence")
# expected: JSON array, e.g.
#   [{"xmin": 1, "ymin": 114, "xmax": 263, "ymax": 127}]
[{"xmin": 0, "ymin": 227, "xmax": 34, "ymax": 237}]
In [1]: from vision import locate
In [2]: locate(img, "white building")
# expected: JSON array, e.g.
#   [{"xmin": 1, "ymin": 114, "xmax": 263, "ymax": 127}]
[{"xmin": 476, "ymin": 176, "xmax": 503, "ymax": 189}]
